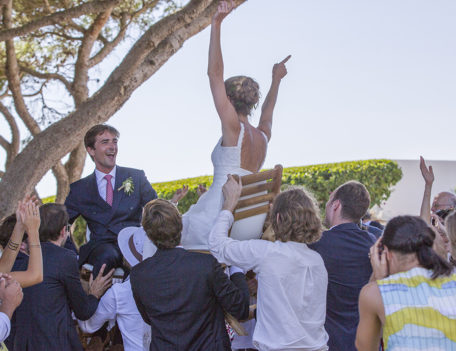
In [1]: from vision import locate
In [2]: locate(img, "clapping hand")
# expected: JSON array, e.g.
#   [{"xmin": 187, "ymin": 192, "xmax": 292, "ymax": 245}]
[
  {"xmin": 171, "ymin": 185, "xmax": 189, "ymax": 204},
  {"xmin": 272, "ymin": 55, "xmax": 291, "ymax": 82},
  {"xmin": 196, "ymin": 184, "xmax": 207, "ymax": 198},
  {"xmin": 212, "ymin": 0, "xmax": 235, "ymax": 23},
  {"xmin": 419, "ymin": 156, "xmax": 434, "ymax": 186},
  {"xmin": 18, "ymin": 198, "xmax": 40, "ymax": 238}
]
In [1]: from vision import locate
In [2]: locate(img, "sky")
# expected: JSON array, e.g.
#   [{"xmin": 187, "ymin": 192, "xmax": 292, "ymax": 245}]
[{"xmin": 5, "ymin": 0, "xmax": 456, "ymax": 198}]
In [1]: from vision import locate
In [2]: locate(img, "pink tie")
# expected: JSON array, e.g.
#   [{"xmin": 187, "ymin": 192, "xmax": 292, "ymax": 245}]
[{"xmin": 104, "ymin": 174, "xmax": 113, "ymax": 206}]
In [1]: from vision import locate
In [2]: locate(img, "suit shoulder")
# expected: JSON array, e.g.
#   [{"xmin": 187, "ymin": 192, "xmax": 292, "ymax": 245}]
[
  {"xmin": 69, "ymin": 173, "xmax": 92, "ymax": 188},
  {"xmin": 184, "ymin": 251, "xmax": 217, "ymax": 265},
  {"xmin": 117, "ymin": 166, "xmax": 144, "ymax": 175}
]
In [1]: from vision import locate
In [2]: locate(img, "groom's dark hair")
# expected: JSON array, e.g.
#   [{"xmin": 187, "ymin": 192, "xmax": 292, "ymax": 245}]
[{"xmin": 84, "ymin": 124, "xmax": 120, "ymax": 150}]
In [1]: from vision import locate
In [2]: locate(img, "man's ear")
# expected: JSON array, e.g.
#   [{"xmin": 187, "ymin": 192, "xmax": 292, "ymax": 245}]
[
  {"xmin": 86, "ymin": 146, "xmax": 95, "ymax": 158},
  {"xmin": 59, "ymin": 226, "xmax": 67, "ymax": 239},
  {"xmin": 332, "ymin": 199, "xmax": 341, "ymax": 212}
]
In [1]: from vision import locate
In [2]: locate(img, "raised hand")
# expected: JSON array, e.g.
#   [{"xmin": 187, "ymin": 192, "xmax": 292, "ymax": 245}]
[
  {"xmin": 222, "ymin": 174, "xmax": 242, "ymax": 212},
  {"xmin": 171, "ymin": 185, "xmax": 189, "ymax": 204},
  {"xmin": 212, "ymin": 0, "xmax": 235, "ymax": 23},
  {"xmin": 197, "ymin": 184, "xmax": 208, "ymax": 198},
  {"xmin": 88, "ymin": 264, "xmax": 114, "ymax": 299},
  {"xmin": 272, "ymin": 55, "xmax": 291, "ymax": 82},
  {"xmin": 419, "ymin": 156, "xmax": 434, "ymax": 186},
  {"xmin": 20, "ymin": 200, "xmax": 41, "ymax": 237}
]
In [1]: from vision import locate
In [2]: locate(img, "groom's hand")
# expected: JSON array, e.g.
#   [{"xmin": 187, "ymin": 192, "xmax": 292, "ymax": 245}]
[{"xmin": 222, "ymin": 175, "xmax": 242, "ymax": 212}]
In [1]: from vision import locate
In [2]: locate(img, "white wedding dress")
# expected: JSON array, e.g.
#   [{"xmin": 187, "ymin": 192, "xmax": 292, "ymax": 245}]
[{"xmin": 181, "ymin": 123, "xmax": 268, "ymax": 250}]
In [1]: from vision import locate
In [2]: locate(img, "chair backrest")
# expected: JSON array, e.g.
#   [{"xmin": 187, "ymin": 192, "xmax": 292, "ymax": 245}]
[{"xmin": 229, "ymin": 165, "xmax": 282, "ymax": 240}]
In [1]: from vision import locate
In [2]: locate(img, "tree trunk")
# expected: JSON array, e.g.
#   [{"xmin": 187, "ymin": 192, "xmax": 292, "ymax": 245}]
[{"xmin": 0, "ymin": 0, "xmax": 246, "ymax": 218}]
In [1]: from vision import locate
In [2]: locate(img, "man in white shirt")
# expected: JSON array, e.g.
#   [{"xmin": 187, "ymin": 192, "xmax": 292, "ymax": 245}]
[
  {"xmin": 78, "ymin": 226, "xmax": 155, "ymax": 351},
  {"xmin": 209, "ymin": 176, "xmax": 329, "ymax": 351}
]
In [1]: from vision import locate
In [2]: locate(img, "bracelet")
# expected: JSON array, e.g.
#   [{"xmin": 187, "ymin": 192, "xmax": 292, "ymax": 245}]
[
  {"xmin": 7, "ymin": 240, "xmax": 19, "ymax": 251},
  {"xmin": 29, "ymin": 243, "xmax": 41, "ymax": 248}
]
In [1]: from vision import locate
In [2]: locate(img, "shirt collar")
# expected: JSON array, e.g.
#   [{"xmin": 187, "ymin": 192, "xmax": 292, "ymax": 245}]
[{"xmin": 95, "ymin": 165, "xmax": 116, "ymax": 183}]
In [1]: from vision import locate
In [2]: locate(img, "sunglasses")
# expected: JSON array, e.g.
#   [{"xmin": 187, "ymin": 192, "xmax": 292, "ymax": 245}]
[{"xmin": 436, "ymin": 208, "xmax": 454, "ymax": 220}]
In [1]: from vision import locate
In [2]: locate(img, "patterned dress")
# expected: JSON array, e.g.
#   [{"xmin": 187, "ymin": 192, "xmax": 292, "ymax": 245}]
[{"xmin": 377, "ymin": 267, "xmax": 456, "ymax": 350}]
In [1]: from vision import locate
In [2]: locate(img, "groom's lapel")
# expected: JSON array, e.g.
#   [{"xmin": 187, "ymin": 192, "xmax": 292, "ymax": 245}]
[{"xmin": 111, "ymin": 166, "xmax": 126, "ymax": 215}]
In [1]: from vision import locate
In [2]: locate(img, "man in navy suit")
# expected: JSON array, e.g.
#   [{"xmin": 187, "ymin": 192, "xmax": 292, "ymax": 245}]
[
  {"xmin": 65, "ymin": 124, "xmax": 157, "ymax": 276},
  {"xmin": 10, "ymin": 203, "xmax": 112, "ymax": 351},
  {"xmin": 131, "ymin": 199, "xmax": 249, "ymax": 351},
  {"xmin": 310, "ymin": 181, "xmax": 375, "ymax": 351}
]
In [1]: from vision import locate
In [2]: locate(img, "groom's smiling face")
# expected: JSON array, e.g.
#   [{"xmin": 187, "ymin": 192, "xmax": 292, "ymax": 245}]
[{"xmin": 88, "ymin": 130, "xmax": 118, "ymax": 173}]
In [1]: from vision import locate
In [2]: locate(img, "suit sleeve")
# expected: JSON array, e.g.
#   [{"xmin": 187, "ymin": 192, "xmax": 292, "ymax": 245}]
[
  {"xmin": 64, "ymin": 185, "xmax": 81, "ymax": 224},
  {"xmin": 211, "ymin": 258, "xmax": 249, "ymax": 321},
  {"xmin": 130, "ymin": 270, "xmax": 151, "ymax": 325},
  {"xmin": 139, "ymin": 170, "xmax": 157, "ymax": 207},
  {"xmin": 61, "ymin": 251, "xmax": 99, "ymax": 320}
]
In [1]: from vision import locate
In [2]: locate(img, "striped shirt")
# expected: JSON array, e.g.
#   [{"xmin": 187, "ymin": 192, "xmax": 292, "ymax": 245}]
[{"xmin": 378, "ymin": 267, "xmax": 456, "ymax": 350}]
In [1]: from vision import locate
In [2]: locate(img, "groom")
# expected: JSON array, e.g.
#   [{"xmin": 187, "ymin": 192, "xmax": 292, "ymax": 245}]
[{"xmin": 64, "ymin": 124, "xmax": 157, "ymax": 276}]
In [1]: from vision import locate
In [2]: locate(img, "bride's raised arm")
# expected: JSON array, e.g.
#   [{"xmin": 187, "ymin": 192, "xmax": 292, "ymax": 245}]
[
  {"xmin": 208, "ymin": 1, "xmax": 240, "ymax": 143},
  {"xmin": 258, "ymin": 55, "xmax": 291, "ymax": 141}
]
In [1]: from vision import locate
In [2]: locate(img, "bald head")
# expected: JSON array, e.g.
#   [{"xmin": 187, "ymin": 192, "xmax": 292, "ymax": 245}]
[{"xmin": 431, "ymin": 192, "xmax": 456, "ymax": 213}]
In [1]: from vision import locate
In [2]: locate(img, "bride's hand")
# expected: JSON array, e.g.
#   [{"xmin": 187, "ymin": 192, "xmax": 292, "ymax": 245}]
[
  {"xmin": 212, "ymin": 0, "xmax": 235, "ymax": 24},
  {"xmin": 272, "ymin": 55, "xmax": 291, "ymax": 81}
]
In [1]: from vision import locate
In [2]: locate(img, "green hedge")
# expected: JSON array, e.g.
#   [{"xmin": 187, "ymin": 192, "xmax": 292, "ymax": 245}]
[{"xmin": 43, "ymin": 159, "xmax": 402, "ymax": 246}]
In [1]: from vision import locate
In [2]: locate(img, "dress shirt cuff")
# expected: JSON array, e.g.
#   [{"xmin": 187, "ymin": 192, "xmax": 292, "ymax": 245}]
[
  {"xmin": 220, "ymin": 210, "xmax": 234, "ymax": 225},
  {"xmin": 229, "ymin": 266, "xmax": 245, "ymax": 276},
  {"xmin": 0, "ymin": 312, "xmax": 11, "ymax": 342}
]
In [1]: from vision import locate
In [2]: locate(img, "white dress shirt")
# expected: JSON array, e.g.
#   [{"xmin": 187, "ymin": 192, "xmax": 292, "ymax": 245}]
[
  {"xmin": 0, "ymin": 312, "xmax": 10, "ymax": 342},
  {"xmin": 78, "ymin": 279, "xmax": 147, "ymax": 351},
  {"xmin": 209, "ymin": 210, "xmax": 329, "ymax": 351},
  {"xmin": 94, "ymin": 166, "xmax": 116, "ymax": 201}
]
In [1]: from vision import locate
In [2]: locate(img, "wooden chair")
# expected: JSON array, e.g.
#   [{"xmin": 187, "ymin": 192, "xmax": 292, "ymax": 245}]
[{"xmin": 230, "ymin": 164, "xmax": 283, "ymax": 241}]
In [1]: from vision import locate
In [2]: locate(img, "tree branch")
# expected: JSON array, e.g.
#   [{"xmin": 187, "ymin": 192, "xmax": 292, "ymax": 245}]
[
  {"xmin": 3, "ymin": 2, "xmax": 41, "ymax": 136},
  {"xmin": 89, "ymin": 20, "xmax": 128, "ymax": 67},
  {"xmin": 20, "ymin": 65, "xmax": 73, "ymax": 93},
  {"xmin": 0, "ymin": 0, "xmax": 247, "ymax": 219},
  {"xmin": 0, "ymin": 101, "xmax": 20, "ymax": 165},
  {"xmin": 72, "ymin": 6, "xmax": 115, "ymax": 105},
  {"xmin": 0, "ymin": 0, "xmax": 122, "ymax": 42},
  {"xmin": 0, "ymin": 135, "xmax": 10, "ymax": 152}
]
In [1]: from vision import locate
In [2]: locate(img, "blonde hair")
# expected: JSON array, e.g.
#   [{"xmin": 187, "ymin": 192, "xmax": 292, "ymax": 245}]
[
  {"xmin": 445, "ymin": 211, "xmax": 456, "ymax": 259},
  {"xmin": 224, "ymin": 76, "xmax": 260, "ymax": 116},
  {"xmin": 270, "ymin": 187, "xmax": 323, "ymax": 244}
]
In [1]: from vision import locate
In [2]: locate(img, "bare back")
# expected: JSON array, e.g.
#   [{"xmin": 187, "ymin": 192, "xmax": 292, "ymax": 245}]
[{"xmin": 240, "ymin": 122, "xmax": 268, "ymax": 173}]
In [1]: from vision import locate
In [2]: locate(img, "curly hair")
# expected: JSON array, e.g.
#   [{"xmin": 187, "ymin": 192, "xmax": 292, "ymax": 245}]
[
  {"xmin": 142, "ymin": 199, "xmax": 182, "ymax": 249},
  {"xmin": 270, "ymin": 187, "xmax": 323, "ymax": 244},
  {"xmin": 224, "ymin": 76, "xmax": 260, "ymax": 116}
]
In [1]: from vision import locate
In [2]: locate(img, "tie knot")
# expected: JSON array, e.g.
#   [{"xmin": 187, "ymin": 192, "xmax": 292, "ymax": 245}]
[{"xmin": 104, "ymin": 174, "xmax": 113, "ymax": 181}]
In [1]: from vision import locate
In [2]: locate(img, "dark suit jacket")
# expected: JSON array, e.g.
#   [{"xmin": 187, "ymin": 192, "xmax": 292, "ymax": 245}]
[
  {"xmin": 64, "ymin": 166, "xmax": 157, "ymax": 264},
  {"xmin": 310, "ymin": 223, "xmax": 375, "ymax": 351},
  {"xmin": 130, "ymin": 248, "xmax": 249, "ymax": 351},
  {"xmin": 11, "ymin": 242, "xmax": 99, "ymax": 351}
]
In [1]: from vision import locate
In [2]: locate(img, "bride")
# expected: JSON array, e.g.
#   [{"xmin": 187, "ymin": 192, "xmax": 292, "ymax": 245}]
[{"xmin": 180, "ymin": 0, "xmax": 290, "ymax": 250}]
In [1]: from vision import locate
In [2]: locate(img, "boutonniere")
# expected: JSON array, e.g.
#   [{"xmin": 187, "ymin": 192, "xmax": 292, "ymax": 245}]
[{"xmin": 118, "ymin": 177, "xmax": 134, "ymax": 195}]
